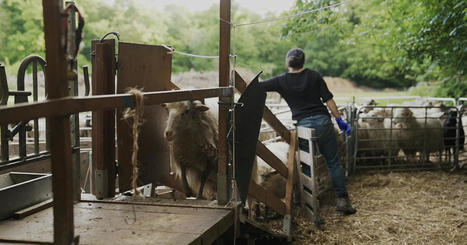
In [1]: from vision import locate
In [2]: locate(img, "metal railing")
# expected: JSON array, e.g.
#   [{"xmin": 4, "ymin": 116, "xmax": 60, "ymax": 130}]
[
  {"xmin": 351, "ymin": 104, "xmax": 463, "ymax": 171},
  {"xmin": 259, "ymin": 97, "xmax": 466, "ymax": 173},
  {"xmin": 0, "ymin": 56, "xmax": 50, "ymax": 171}
]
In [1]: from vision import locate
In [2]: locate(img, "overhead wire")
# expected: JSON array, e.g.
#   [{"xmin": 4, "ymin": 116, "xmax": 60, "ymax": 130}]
[
  {"xmin": 233, "ymin": 0, "xmax": 350, "ymax": 27},
  {"xmin": 161, "ymin": 1, "xmax": 351, "ymax": 60}
]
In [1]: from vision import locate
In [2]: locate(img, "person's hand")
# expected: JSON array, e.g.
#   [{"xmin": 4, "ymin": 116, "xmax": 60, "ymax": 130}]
[{"xmin": 336, "ymin": 117, "xmax": 351, "ymax": 136}]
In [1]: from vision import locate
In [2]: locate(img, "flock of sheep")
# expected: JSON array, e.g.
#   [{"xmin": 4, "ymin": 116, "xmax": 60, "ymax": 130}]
[
  {"xmin": 160, "ymin": 97, "xmax": 466, "ymax": 211},
  {"xmin": 355, "ymin": 100, "xmax": 465, "ymax": 164}
]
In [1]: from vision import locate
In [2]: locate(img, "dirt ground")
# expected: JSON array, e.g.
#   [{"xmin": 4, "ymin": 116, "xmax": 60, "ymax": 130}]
[{"xmin": 262, "ymin": 170, "xmax": 467, "ymax": 244}]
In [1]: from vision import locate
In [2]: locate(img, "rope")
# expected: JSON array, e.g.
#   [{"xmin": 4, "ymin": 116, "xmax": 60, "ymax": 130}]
[
  {"xmin": 159, "ymin": 2, "xmax": 351, "ymax": 60},
  {"xmin": 234, "ymin": 0, "xmax": 350, "ymax": 27},
  {"xmin": 122, "ymin": 88, "xmax": 145, "ymax": 195},
  {"xmin": 162, "ymin": 45, "xmax": 219, "ymax": 59}
]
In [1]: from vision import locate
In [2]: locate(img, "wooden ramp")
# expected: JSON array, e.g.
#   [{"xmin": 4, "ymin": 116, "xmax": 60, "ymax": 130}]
[{"xmin": 0, "ymin": 200, "xmax": 233, "ymax": 245}]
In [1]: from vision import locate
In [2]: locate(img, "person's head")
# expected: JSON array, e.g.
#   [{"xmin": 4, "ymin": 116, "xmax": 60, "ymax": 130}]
[{"xmin": 286, "ymin": 48, "xmax": 305, "ymax": 70}]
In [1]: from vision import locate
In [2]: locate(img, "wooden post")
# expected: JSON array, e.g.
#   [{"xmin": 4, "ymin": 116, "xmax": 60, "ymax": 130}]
[
  {"xmin": 42, "ymin": 0, "xmax": 75, "ymax": 244},
  {"xmin": 92, "ymin": 40, "xmax": 116, "ymax": 198},
  {"xmin": 283, "ymin": 130, "xmax": 297, "ymax": 235},
  {"xmin": 218, "ymin": 0, "xmax": 231, "ymax": 205}
]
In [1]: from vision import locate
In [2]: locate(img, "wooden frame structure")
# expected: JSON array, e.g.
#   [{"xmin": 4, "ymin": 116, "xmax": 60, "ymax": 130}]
[{"xmin": 0, "ymin": 0, "xmax": 301, "ymax": 243}]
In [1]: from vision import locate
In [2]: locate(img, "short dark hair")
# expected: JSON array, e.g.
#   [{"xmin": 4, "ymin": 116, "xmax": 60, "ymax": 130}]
[{"xmin": 286, "ymin": 48, "xmax": 305, "ymax": 69}]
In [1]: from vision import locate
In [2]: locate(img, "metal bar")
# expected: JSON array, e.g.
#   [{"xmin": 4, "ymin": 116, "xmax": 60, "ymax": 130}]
[
  {"xmin": 217, "ymin": 0, "xmax": 231, "ymax": 205},
  {"xmin": 0, "ymin": 87, "xmax": 233, "ymax": 125},
  {"xmin": 454, "ymin": 106, "xmax": 461, "ymax": 168},
  {"xmin": 0, "ymin": 125, "xmax": 8, "ymax": 162},
  {"xmin": 0, "ymin": 152, "xmax": 50, "ymax": 172},
  {"xmin": 65, "ymin": 1, "xmax": 81, "ymax": 202},
  {"xmin": 33, "ymin": 61, "xmax": 40, "ymax": 155},
  {"xmin": 42, "ymin": 0, "xmax": 75, "ymax": 244},
  {"xmin": 82, "ymin": 66, "xmax": 90, "ymax": 96},
  {"xmin": 0, "ymin": 64, "xmax": 9, "ymax": 161}
]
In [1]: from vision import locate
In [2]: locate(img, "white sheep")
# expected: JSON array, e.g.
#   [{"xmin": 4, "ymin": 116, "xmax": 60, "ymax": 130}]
[
  {"xmin": 393, "ymin": 107, "xmax": 444, "ymax": 162},
  {"xmin": 163, "ymin": 100, "xmax": 218, "ymax": 200}
]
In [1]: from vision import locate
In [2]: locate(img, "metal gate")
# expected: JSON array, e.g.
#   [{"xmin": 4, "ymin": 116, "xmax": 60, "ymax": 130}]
[{"xmin": 351, "ymin": 98, "xmax": 463, "ymax": 171}]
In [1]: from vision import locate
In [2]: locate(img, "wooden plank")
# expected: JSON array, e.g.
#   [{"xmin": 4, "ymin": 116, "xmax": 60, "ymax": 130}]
[
  {"xmin": 0, "ymin": 202, "xmax": 233, "ymax": 245},
  {"xmin": 217, "ymin": 0, "xmax": 231, "ymax": 205},
  {"xmin": 302, "ymin": 190, "xmax": 315, "ymax": 207},
  {"xmin": 0, "ymin": 88, "xmax": 233, "ymax": 125},
  {"xmin": 13, "ymin": 199, "xmax": 53, "ymax": 219},
  {"xmin": 91, "ymin": 39, "xmax": 116, "ymax": 198},
  {"xmin": 299, "ymin": 150, "xmax": 313, "ymax": 165},
  {"xmin": 116, "ymin": 42, "xmax": 172, "ymax": 192},
  {"xmin": 235, "ymin": 71, "xmax": 291, "ymax": 143},
  {"xmin": 256, "ymin": 141, "xmax": 288, "ymax": 178},
  {"xmin": 248, "ymin": 181, "xmax": 286, "ymax": 215},
  {"xmin": 41, "ymin": 1, "xmax": 74, "ymax": 244},
  {"xmin": 167, "ymin": 81, "xmax": 180, "ymax": 90},
  {"xmin": 285, "ymin": 130, "xmax": 297, "ymax": 215},
  {"xmin": 300, "ymin": 173, "xmax": 314, "ymax": 193}
]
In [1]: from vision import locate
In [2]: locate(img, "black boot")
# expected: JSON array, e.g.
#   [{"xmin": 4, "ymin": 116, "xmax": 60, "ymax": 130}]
[{"xmin": 336, "ymin": 197, "xmax": 357, "ymax": 215}]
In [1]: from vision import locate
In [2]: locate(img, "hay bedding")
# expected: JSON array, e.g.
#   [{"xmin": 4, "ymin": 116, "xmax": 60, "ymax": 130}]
[{"xmin": 264, "ymin": 171, "xmax": 466, "ymax": 244}]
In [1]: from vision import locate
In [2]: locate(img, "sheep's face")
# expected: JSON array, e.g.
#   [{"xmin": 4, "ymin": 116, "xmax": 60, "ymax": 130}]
[
  {"xmin": 393, "ymin": 107, "xmax": 413, "ymax": 124},
  {"xmin": 163, "ymin": 100, "xmax": 209, "ymax": 142},
  {"xmin": 361, "ymin": 110, "xmax": 385, "ymax": 124}
]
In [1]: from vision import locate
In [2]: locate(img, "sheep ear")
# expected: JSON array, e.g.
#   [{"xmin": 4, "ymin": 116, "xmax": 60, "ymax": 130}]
[{"xmin": 195, "ymin": 105, "xmax": 209, "ymax": 112}]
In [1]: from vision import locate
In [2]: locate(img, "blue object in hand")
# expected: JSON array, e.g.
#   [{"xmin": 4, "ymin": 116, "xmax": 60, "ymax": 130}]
[{"xmin": 336, "ymin": 117, "xmax": 351, "ymax": 136}]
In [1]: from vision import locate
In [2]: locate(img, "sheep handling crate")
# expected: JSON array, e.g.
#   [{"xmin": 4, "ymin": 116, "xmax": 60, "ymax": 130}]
[{"xmin": 297, "ymin": 126, "xmax": 331, "ymax": 225}]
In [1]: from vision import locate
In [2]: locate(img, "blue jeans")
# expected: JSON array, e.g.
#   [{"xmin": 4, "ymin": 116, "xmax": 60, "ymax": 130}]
[{"xmin": 298, "ymin": 114, "xmax": 349, "ymax": 198}]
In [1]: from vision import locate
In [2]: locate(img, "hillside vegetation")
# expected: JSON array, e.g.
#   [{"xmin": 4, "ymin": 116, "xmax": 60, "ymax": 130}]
[{"xmin": 0, "ymin": 0, "xmax": 465, "ymax": 97}]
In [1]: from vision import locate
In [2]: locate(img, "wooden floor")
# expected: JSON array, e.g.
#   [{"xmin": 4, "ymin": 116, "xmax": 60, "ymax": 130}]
[{"xmin": 0, "ymin": 199, "xmax": 233, "ymax": 245}]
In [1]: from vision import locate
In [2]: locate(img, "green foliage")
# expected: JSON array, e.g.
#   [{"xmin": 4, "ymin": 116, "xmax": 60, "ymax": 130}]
[
  {"xmin": 0, "ymin": 0, "xmax": 464, "ymax": 98},
  {"xmin": 0, "ymin": 0, "xmax": 44, "ymax": 67},
  {"xmin": 283, "ymin": 0, "xmax": 466, "ymax": 96}
]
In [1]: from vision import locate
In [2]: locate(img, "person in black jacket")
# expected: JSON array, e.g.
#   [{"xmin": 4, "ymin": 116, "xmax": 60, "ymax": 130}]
[{"xmin": 260, "ymin": 48, "xmax": 356, "ymax": 215}]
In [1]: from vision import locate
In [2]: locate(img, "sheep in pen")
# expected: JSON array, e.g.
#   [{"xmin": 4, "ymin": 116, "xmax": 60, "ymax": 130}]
[
  {"xmin": 354, "ymin": 102, "xmax": 465, "ymax": 169},
  {"xmin": 163, "ymin": 99, "xmax": 219, "ymax": 200}
]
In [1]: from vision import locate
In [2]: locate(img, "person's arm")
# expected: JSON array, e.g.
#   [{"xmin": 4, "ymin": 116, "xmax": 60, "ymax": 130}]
[
  {"xmin": 259, "ymin": 76, "xmax": 281, "ymax": 92},
  {"xmin": 326, "ymin": 99, "xmax": 351, "ymax": 135},
  {"xmin": 326, "ymin": 99, "xmax": 341, "ymax": 118}
]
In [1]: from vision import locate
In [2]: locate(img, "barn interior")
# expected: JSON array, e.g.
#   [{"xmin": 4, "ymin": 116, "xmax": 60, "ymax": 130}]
[{"xmin": 0, "ymin": 1, "xmax": 466, "ymax": 245}]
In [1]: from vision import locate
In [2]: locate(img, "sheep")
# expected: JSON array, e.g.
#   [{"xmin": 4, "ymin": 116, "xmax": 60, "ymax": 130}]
[
  {"xmin": 443, "ymin": 110, "xmax": 465, "ymax": 162},
  {"xmin": 359, "ymin": 99, "xmax": 377, "ymax": 113},
  {"xmin": 393, "ymin": 107, "xmax": 444, "ymax": 162},
  {"xmin": 356, "ymin": 108, "xmax": 399, "ymax": 164},
  {"xmin": 252, "ymin": 141, "xmax": 289, "ymax": 219},
  {"xmin": 163, "ymin": 100, "xmax": 218, "ymax": 200}
]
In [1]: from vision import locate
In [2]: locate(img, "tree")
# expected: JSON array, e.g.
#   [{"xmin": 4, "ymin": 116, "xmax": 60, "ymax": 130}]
[{"xmin": 0, "ymin": 0, "xmax": 44, "ymax": 66}]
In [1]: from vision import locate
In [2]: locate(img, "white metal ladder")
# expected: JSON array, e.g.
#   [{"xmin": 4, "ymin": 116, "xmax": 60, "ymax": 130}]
[{"xmin": 296, "ymin": 126, "xmax": 331, "ymax": 225}]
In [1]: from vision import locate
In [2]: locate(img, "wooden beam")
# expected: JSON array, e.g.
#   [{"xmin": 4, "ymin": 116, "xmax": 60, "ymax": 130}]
[
  {"xmin": 13, "ymin": 199, "xmax": 53, "ymax": 219},
  {"xmin": 42, "ymin": 0, "xmax": 74, "ymax": 244},
  {"xmin": 0, "ymin": 87, "xmax": 233, "ymax": 125},
  {"xmin": 256, "ymin": 141, "xmax": 288, "ymax": 178},
  {"xmin": 217, "ymin": 0, "xmax": 231, "ymax": 205},
  {"xmin": 92, "ymin": 40, "xmax": 116, "ymax": 198},
  {"xmin": 285, "ymin": 130, "xmax": 297, "ymax": 215},
  {"xmin": 248, "ymin": 181, "xmax": 286, "ymax": 215},
  {"xmin": 234, "ymin": 71, "xmax": 291, "ymax": 143}
]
